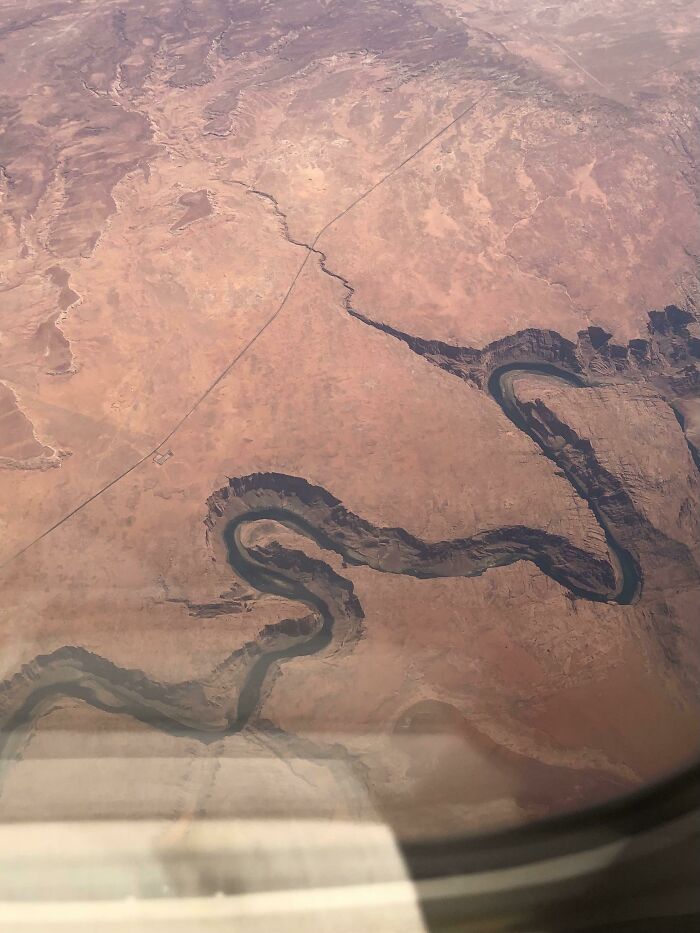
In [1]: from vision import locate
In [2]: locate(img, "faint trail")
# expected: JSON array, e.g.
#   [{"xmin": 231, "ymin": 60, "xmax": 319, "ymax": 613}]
[
  {"xmin": 1, "ymin": 91, "xmax": 488, "ymax": 570},
  {"xmin": 311, "ymin": 90, "xmax": 488, "ymax": 243},
  {"xmin": 529, "ymin": 31, "xmax": 613, "ymax": 97}
]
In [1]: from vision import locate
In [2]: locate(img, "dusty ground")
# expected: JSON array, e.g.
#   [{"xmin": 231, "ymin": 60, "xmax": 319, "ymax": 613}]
[{"xmin": 0, "ymin": 0, "xmax": 699, "ymax": 839}]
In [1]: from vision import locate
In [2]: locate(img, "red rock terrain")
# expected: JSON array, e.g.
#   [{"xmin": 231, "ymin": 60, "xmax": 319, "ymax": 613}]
[{"xmin": 0, "ymin": 0, "xmax": 699, "ymax": 838}]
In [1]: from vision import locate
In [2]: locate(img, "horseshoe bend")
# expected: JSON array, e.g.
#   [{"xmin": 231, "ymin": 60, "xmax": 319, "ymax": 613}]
[{"xmin": 1, "ymin": 0, "xmax": 700, "ymax": 869}]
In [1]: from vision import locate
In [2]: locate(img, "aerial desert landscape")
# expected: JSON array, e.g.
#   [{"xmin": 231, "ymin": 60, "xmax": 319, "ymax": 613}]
[{"xmin": 0, "ymin": 0, "xmax": 699, "ymax": 843}]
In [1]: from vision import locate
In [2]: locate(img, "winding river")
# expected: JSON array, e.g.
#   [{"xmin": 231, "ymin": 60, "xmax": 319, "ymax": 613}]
[
  {"xmin": 488, "ymin": 363, "xmax": 640, "ymax": 604},
  {"xmin": 0, "ymin": 361, "xmax": 644, "ymax": 759},
  {"xmin": 222, "ymin": 362, "xmax": 642, "ymax": 727}
]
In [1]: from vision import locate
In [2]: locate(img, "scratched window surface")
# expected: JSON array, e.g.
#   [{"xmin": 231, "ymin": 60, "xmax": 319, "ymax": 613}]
[{"xmin": 0, "ymin": 0, "xmax": 699, "ymax": 920}]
